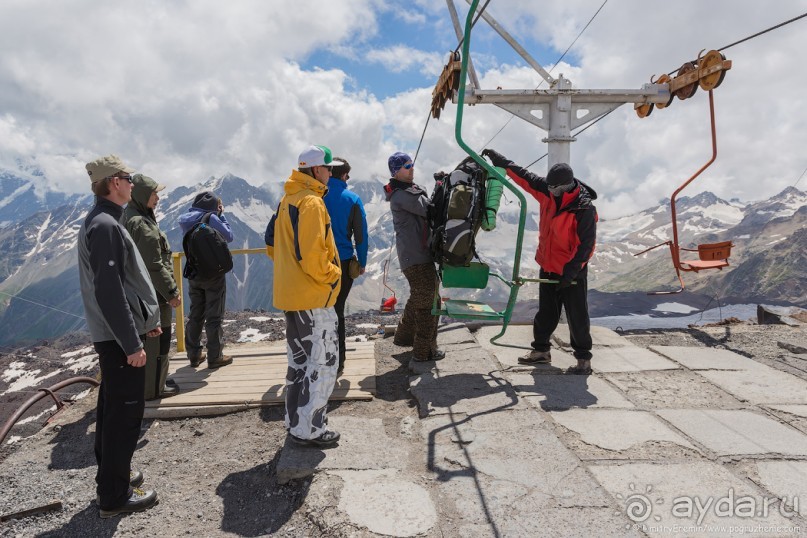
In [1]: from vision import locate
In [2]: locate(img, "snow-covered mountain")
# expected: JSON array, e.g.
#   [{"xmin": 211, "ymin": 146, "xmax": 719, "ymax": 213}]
[{"xmin": 0, "ymin": 169, "xmax": 804, "ymax": 347}]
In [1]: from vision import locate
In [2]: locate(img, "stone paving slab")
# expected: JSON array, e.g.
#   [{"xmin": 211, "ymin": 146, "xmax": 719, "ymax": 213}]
[
  {"xmin": 698, "ymin": 367, "xmax": 807, "ymax": 405},
  {"xmin": 605, "ymin": 370, "xmax": 745, "ymax": 409},
  {"xmin": 437, "ymin": 322, "xmax": 478, "ymax": 345},
  {"xmin": 657, "ymin": 409, "xmax": 807, "ymax": 457},
  {"xmin": 331, "ymin": 469, "xmax": 437, "ymax": 537},
  {"xmin": 409, "ymin": 370, "xmax": 529, "ymax": 418},
  {"xmin": 753, "ymin": 461, "xmax": 807, "ymax": 517},
  {"xmin": 276, "ymin": 417, "xmax": 407, "ymax": 484},
  {"xmin": 507, "ymin": 372, "xmax": 635, "ymax": 410},
  {"xmin": 590, "ymin": 462, "xmax": 798, "ymax": 535},
  {"xmin": 589, "ymin": 346, "xmax": 680, "ymax": 373},
  {"xmin": 554, "ymin": 325, "xmax": 637, "ymax": 348},
  {"xmin": 649, "ymin": 345, "xmax": 759, "ymax": 370},
  {"xmin": 424, "ymin": 407, "xmax": 619, "ymax": 532},
  {"xmin": 549, "ymin": 409, "xmax": 696, "ymax": 452},
  {"xmin": 766, "ymin": 404, "xmax": 807, "ymax": 419}
]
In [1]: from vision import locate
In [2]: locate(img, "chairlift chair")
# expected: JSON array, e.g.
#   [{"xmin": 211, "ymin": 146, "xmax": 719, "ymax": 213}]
[{"xmin": 634, "ymin": 89, "xmax": 733, "ymax": 294}]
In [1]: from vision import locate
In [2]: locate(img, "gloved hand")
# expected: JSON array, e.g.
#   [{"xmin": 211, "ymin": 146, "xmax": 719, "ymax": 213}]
[
  {"xmin": 481, "ymin": 149, "xmax": 510, "ymax": 168},
  {"xmin": 558, "ymin": 278, "xmax": 573, "ymax": 290}
]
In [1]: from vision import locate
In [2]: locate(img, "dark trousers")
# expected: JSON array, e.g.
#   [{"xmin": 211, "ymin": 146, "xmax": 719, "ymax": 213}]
[
  {"xmin": 333, "ymin": 259, "xmax": 355, "ymax": 369},
  {"xmin": 144, "ymin": 302, "xmax": 172, "ymax": 399},
  {"xmin": 94, "ymin": 339, "xmax": 145, "ymax": 510},
  {"xmin": 531, "ymin": 268, "xmax": 593, "ymax": 361},
  {"xmin": 397, "ymin": 263, "xmax": 439, "ymax": 359},
  {"xmin": 185, "ymin": 275, "xmax": 226, "ymax": 361}
]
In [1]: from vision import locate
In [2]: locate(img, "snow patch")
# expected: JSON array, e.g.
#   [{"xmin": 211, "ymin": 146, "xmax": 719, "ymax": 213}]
[
  {"xmin": 237, "ymin": 328, "xmax": 272, "ymax": 343},
  {"xmin": 652, "ymin": 302, "xmax": 699, "ymax": 314}
]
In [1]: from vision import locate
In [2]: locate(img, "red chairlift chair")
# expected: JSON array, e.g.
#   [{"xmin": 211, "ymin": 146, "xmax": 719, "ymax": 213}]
[
  {"xmin": 379, "ymin": 259, "xmax": 398, "ymax": 313},
  {"xmin": 634, "ymin": 90, "xmax": 733, "ymax": 294}
]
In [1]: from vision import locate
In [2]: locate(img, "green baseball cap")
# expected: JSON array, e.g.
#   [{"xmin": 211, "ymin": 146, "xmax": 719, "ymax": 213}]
[{"xmin": 85, "ymin": 154, "xmax": 135, "ymax": 183}]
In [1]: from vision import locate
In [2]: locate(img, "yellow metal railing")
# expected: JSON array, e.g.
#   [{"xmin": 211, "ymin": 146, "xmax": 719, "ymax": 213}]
[{"xmin": 172, "ymin": 248, "xmax": 266, "ymax": 352}]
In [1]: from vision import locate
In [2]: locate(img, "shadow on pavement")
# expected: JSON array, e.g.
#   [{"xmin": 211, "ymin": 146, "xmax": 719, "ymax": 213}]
[{"xmin": 217, "ymin": 449, "xmax": 313, "ymax": 536}]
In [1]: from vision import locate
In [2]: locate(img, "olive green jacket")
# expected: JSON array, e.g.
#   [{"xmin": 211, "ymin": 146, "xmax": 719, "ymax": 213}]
[{"xmin": 121, "ymin": 174, "xmax": 179, "ymax": 303}]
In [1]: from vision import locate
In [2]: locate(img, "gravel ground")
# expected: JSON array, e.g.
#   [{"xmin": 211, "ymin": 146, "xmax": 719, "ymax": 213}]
[{"xmin": 0, "ymin": 317, "xmax": 804, "ymax": 536}]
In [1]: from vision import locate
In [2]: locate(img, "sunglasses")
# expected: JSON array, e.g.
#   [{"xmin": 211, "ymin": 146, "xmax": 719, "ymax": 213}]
[
  {"xmin": 112, "ymin": 175, "xmax": 133, "ymax": 183},
  {"xmin": 403, "ymin": 162, "xmax": 414, "ymax": 170}
]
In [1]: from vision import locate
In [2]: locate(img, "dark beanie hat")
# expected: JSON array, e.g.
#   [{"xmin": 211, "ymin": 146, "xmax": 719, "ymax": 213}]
[
  {"xmin": 192, "ymin": 191, "xmax": 219, "ymax": 211},
  {"xmin": 546, "ymin": 163, "xmax": 575, "ymax": 186}
]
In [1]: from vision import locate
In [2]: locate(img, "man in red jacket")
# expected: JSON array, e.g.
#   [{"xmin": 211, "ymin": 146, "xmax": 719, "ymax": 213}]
[{"xmin": 482, "ymin": 149, "xmax": 597, "ymax": 375}]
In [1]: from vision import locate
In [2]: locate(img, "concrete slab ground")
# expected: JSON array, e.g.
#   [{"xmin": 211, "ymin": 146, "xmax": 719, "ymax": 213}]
[
  {"xmin": 276, "ymin": 416, "xmax": 407, "ymax": 484},
  {"xmin": 605, "ymin": 370, "xmax": 746, "ymax": 410},
  {"xmin": 753, "ymin": 461, "xmax": 807, "ymax": 517},
  {"xmin": 657, "ymin": 409, "xmax": 807, "ymax": 457},
  {"xmin": 766, "ymin": 405, "xmax": 807, "ymax": 419},
  {"xmin": 331, "ymin": 469, "xmax": 437, "ymax": 538},
  {"xmin": 554, "ymin": 325, "xmax": 637, "ymax": 348},
  {"xmin": 507, "ymin": 371, "xmax": 635, "ymax": 410},
  {"xmin": 549, "ymin": 409, "xmax": 696, "ymax": 452},
  {"xmin": 590, "ymin": 462, "xmax": 799, "ymax": 533},
  {"xmin": 650, "ymin": 345, "xmax": 760, "ymax": 370},
  {"xmin": 587, "ymin": 346, "xmax": 680, "ymax": 373},
  {"xmin": 698, "ymin": 367, "xmax": 807, "ymax": 405}
]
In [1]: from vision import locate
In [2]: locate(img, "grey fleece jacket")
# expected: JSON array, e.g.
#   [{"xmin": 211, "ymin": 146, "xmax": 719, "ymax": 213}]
[
  {"xmin": 78, "ymin": 197, "xmax": 160, "ymax": 355},
  {"xmin": 384, "ymin": 179, "xmax": 434, "ymax": 271}
]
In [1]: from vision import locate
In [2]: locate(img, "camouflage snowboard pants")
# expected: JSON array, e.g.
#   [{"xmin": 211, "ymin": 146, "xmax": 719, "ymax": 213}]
[
  {"xmin": 396, "ymin": 263, "xmax": 439, "ymax": 360},
  {"xmin": 284, "ymin": 307, "xmax": 339, "ymax": 439}
]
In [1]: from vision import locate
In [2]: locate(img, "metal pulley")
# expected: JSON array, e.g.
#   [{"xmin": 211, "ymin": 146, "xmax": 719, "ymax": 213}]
[
  {"xmin": 635, "ymin": 49, "xmax": 731, "ymax": 118},
  {"xmin": 431, "ymin": 51, "xmax": 462, "ymax": 119}
]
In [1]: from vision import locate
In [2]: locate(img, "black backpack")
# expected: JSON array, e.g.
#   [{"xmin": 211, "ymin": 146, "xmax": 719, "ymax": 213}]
[
  {"xmin": 428, "ymin": 157, "xmax": 487, "ymax": 267},
  {"xmin": 182, "ymin": 213, "xmax": 233, "ymax": 280}
]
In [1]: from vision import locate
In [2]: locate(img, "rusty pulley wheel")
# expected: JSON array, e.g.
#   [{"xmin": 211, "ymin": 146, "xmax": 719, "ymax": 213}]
[
  {"xmin": 654, "ymin": 74, "xmax": 674, "ymax": 109},
  {"xmin": 674, "ymin": 62, "xmax": 699, "ymax": 100},
  {"xmin": 635, "ymin": 102, "xmax": 654, "ymax": 118},
  {"xmin": 698, "ymin": 49, "xmax": 727, "ymax": 91}
]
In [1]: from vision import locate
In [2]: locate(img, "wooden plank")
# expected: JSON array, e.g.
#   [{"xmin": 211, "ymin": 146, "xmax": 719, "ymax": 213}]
[
  {"xmin": 148, "ymin": 389, "xmax": 373, "ymax": 407},
  {"xmin": 147, "ymin": 341, "xmax": 377, "ymax": 414}
]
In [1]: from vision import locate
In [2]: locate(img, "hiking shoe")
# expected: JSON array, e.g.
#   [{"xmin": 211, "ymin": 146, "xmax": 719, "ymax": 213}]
[
  {"xmin": 188, "ymin": 353, "xmax": 206, "ymax": 367},
  {"xmin": 99, "ymin": 488, "xmax": 157, "ymax": 518},
  {"xmin": 159, "ymin": 383, "xmax": 180, "ymax": 398},
  {"xmin": 289, "ymin": 430, "xmax": 341, "ymax": 448},
  {"xmin": 518, "ymin": 350, "xmax": 551, "ymax": 364},
  {"xmin": 96, "ymin": 470, "xmax": 145, "ymax": 504},
  {"xmin": 207, "ymin": 355, "xmax": 233, "ymax": 369},
  {"xmin": 565, "ymin": 365, "xmax": 593, "ymax": 375},
  {"xmin": 129, "ymin": 469, "xmax": 144, "ymax": 489},
  {"xmin": 430, "ymin": 349, "xmax": 446, "ymax": 361}
]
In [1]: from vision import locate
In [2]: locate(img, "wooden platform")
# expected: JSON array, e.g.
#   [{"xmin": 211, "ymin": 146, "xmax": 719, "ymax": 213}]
[{"xmin": 144, "ymin": 340, "xmax": 376, "ymax": 418}]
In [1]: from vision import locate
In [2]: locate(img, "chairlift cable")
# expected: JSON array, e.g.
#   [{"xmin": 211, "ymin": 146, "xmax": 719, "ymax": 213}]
[
  {"xmin": 480, "ymin": 0, "xmax": 609, "ymax": 151},
  {"xmin": 414, "ymin": 0, "xmax": 494, "ymax": 164},
  {"xmin": 0, "ymin": 290, "xmax": 84, "ymax": 320},
  {"xmin": 792, "ymin": 165, "xmax": 807, "ymax": 188},
  {"xmin": 666, "ymin": 11, "xmax": 807, "ymax": 75}
]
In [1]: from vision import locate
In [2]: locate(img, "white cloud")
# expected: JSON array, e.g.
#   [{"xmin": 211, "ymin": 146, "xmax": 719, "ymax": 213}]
[
  {"xmin": 365, "ymin": 45, "xmax": 445, "ymax": 77},
  {"xmin": 1, "ymin": 0, "xmax": 806, "ymax": 219}
]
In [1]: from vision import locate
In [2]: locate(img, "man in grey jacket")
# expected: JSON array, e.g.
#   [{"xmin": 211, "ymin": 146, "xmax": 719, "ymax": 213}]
[
  {"xmin": 79, "ymin": 155, "xmax": 161, "ymax": 518},
  {"xmin": 384, "ymin": 152, "xmax": 444, "ymax": 362}
]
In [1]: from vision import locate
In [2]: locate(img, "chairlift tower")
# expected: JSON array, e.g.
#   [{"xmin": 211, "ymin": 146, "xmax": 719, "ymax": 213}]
[{"xmin": 440, "ymin": 0, "xmax": 672, "ymax": 171}]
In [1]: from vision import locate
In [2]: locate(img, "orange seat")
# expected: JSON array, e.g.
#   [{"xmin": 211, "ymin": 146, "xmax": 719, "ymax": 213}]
[{"xmin": 679, "ymin": 241, "xmax": 732, "ymax": 272}]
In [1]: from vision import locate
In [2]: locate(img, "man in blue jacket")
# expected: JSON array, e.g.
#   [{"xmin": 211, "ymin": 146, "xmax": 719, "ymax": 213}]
[
  {"xmin": 178, "ymin": 191, "xmax": 234, "ymax": 369},
  {"xmin": 323, "ymin": 157, "xmax": 368, "ymax": 376}
]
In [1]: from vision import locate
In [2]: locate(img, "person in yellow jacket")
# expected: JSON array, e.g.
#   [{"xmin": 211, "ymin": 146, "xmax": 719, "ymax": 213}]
[{"xmin": 265, "ymin": 145, "xmax": 343, "ymax": 448}]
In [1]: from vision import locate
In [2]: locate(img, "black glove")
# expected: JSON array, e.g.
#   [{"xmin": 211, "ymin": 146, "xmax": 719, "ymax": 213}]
[
  {"xmin": 481, "ymin": 149, "xmax": 510, "ymax": 168},
  {"xmin": 558, "ymin": 278, "xmax": 573, "ymax": 290}
]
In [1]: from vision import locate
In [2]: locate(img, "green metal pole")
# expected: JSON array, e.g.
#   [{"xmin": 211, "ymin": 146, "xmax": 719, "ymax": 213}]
[{"xmin": 454, "ymin": 0, "xmax": 528, "ymax": 346}]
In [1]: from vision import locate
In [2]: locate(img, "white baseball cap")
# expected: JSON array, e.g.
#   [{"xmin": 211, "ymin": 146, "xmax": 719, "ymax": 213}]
[{"xmin": 298, "ymin": 145, "xmax": 344, "ymax": 168}]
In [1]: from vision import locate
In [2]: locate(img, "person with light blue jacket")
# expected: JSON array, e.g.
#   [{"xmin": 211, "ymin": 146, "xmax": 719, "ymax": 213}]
[{"xmin": 323, "ymin": 157, "xmax": 368, "ymax": 375}]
